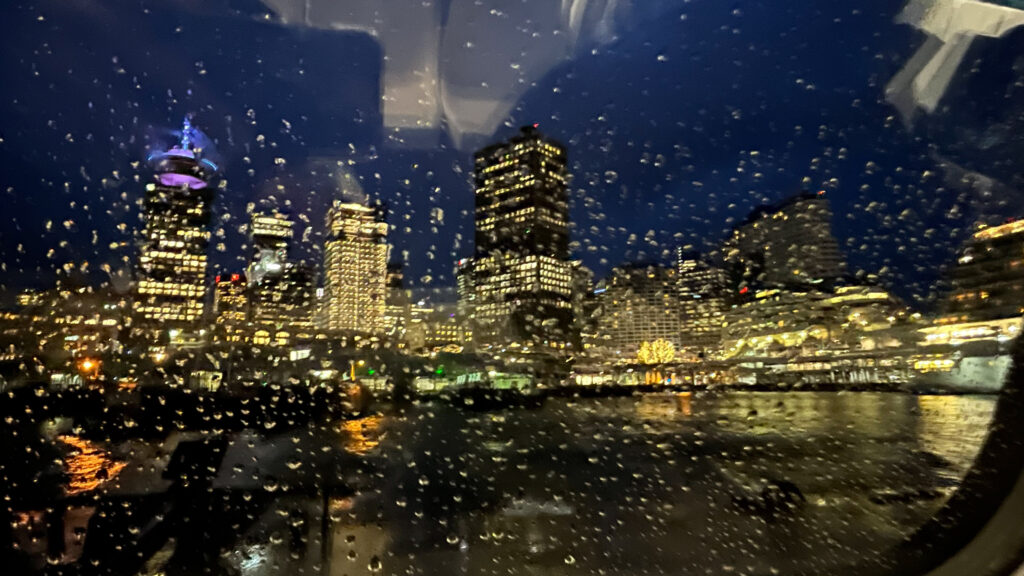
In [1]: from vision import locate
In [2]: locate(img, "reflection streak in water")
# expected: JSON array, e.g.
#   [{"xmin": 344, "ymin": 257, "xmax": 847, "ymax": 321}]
[
  {"xmin": 341, "ymin": 415, "xmax": 383, "ymax": 455},
  {"xmin": 5, "ymin": 393, "xmax": 1001, "ymax": 575},
  {"xmin": 57, "ymin": 435, "xmax": 127, "ymax": 495},
  {"xmin": 916, "ymin": 394, "xmax": 996, "ymax": 478}
]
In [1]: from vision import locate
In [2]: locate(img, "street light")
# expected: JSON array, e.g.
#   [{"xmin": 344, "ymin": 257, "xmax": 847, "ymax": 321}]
[
  {"xmin": 349, "ymin": 359, "xmax": 366, "ymax": 381},
  {"xmin": 78, "ymin": 358, "xmax": 100, "ymax": 381}
]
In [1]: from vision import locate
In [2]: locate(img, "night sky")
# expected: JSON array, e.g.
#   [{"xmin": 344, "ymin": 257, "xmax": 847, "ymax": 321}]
[{"xmin": 1, "ymin": 0, "xmax": 1015, "ymax": 306}]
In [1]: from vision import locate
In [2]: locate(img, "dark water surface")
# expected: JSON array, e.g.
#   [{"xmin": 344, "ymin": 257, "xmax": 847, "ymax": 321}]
[{"xmin": 4, "ymin": 392, "xmax": 997, "ymax": 575}]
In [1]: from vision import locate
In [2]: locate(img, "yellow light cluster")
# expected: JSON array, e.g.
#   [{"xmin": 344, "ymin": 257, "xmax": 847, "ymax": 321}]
[{"xmin": 974, "ymin": 220, "xmax": 1024, "ymax": 241}]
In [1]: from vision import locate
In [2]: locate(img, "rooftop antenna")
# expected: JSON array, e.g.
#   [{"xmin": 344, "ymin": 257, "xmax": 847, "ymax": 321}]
[{"xmin": 180, "ymin": 115, "xmax": 194, "ymax": 150}]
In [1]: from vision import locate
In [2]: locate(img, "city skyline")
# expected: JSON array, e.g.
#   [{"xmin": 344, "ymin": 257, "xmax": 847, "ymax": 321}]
[
  {"xmin": 2, "ymin": 115, "xmax": 1017, "ymax": 323},
  {"xmin": 4, "ymin": 0, "xmax": 1022, "ymax": 307}
]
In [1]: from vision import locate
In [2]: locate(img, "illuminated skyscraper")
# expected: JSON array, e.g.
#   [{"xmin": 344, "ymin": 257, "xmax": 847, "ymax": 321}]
[
  {"xmin": 322, "ymin": 201, "xmax": 388, "ymax": 335},
  {"xmin": 251, "ymin": 263, "xmax": 315, "ymax": 346},
  {"xmin": 213, "ymin": 274, "xmax": 249, "ymax": 343},
  {"xmin": 723, "ymin": 192, "xmax": 845, "ymax": 292},
  {"xmin": 676, "ymin": 249, "xmax": 729, "ymax": 358},
  {"xmin": 133, "ymin": 118, "xmax": 218, "ymax": 338},
  {"xmin": 383, "ymin": 262, "xmax": 411, "ymax": 341},
  {"xmin": 473, "ymin": 125, "xmax": 569, "ymax": 257},
  {"xmin": 463, "ymin": 125, "xmax": 574, "ymax": 352},
  {"xmin": 454, "ymin": 258, "xmax": 475, "ymax": 319},
  {"xmin": 571, "ymin": 261, "xmax": 598, "ymax": 354},
  {"xmin": 248, "ymin": 211, "xmax": 293, "ymax": 285},
  {"xmin": 244, "ymin": 210, "xmax": 313, "ymax": 345}
]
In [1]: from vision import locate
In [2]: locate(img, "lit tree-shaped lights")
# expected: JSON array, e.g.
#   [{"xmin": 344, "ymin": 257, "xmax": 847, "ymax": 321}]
[{"xmin": 637, "ymin": 339, "xmax": 676, "ymax": 364}]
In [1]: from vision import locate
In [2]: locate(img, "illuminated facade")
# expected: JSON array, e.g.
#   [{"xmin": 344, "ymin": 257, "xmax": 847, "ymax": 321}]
[
  {"xmin": 322, "ymin": 201, "xmax": 388, "ymax": 335},
  {"xmin": 244, "ymin": 210, "xmax": 313, "ymax": 346},
  {"xmin": 721, "ymin": 289, "xmax": 830, "ymax": 359},
  {"xmin": 463, "ymin": 126, "xmax": 574, "ymax": 352},
  {"xmin": 248, "ymin": 211, "xmax": 293, "ymax": 284},
  {"xmin": 383, "ymin": 263, "xmax": 411, "ymax": 341},
  {"xmin": 251, "ymin": 263, "xmax": 315, "ymax": 346},
  {"xmin": 404, "ymin": 300, "xmax": 467, "ymax": 352},
  {"xmin": 595, "ymin": 264, "xmax": 681, "ymax": 362},
  {"xmin": 676, "ymin": 250, "xmax": 728, "ymax": 359},
  {"xmin": 213, "ymin": 274, "xmax": 249, "ymax": 343},
  {"xmin": 133, "ymin": 118, "xmax": 217, "ymax": 337},
  {"xmin": 572, "ymin": 261, "xmax": 599, "ymax": 354},
  {"xmin": 722, "ymin": 285, "xmax": 909, "ymax": 360},
  {"xmin": 15, "ymin": 286, "xmax": 129, "ymax": 357},
  {"xmin": 455, "ymin": 258, "xmax": 475, "ymax": 324},
  {"xmin": 922, "ymin": 220, "xmax": 1024, "ymax": 347},
  {"xmin": 723, "ymin": 192, "xmax": 845, "ymax": 291}
]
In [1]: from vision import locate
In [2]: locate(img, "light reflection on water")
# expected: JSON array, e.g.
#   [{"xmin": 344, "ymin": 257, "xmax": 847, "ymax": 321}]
[
  {"xmin": 321, "ymin": 393, "xmax": 1000, "ymax": 575},
  {"xmin": 57, "ymin": 435, "xmax": 127, "ymax": 496},
  {"xmin": 10, "ymin": 393, "xmax": 1002, "ymax": 575},
  {"xmin": 341, "ymin": 415, "xmax": 383, "ymax": 455},
  {"xmin": 916, "ymin": 394, "xmax": 997, "ymax": 478}
]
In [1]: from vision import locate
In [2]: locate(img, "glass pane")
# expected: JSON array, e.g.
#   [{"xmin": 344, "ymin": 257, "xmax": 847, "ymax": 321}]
[{"xmin": 2, "ymin": 0, "xmax": 1021, "ymax": 574}]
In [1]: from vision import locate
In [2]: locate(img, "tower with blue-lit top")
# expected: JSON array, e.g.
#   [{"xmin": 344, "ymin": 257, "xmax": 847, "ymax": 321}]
[{"xmin": 133, "ymin": 117, "xmax": 220, "ymax": 344}]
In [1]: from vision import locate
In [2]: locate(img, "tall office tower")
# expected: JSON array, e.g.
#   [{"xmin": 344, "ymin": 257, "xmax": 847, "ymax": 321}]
[
  {"xmin": 245, "ymin": 210, "xmax": 312, "ymax": 345},
  {"xmin": 571, "ymin": 261, "xmax": 599, "ymax": 354},
  {"xmin": 322, "ymin": 201, "xmax": 388, "ymax": 335},
  {"xmin": 383, "ymin": 262, "xmax": 411, "ymax": 340},
  {"xmin": 595, "ymin": 263, "xmax": 681, "ymax": 362},
  {"xmin": 453, "ymin": 258, "xmax": 475, "ymax": 347},
  {"xmin": 464, "ymin": 125, "xmax": 574, "ymax": 352},
  {"xmin": 723, "ymin": 191, "xmax": 846, "ymax": 292},
  {"xmin": 251, "ymin": 263, "xmax": 314, "ymax": 346},
  {"xmin": 676, "ymin": 249, "xmax": 729, "ymax": 359},
  {"xmin": 454, "ymin": 257, "xmax": 475, "ymax": 316},
  {"xmin": 213, "ymin": 274, "xmax": 249, "ymax": 343},
  {"xmin": 134, "ymin": 118, "xmax": 217, "ymax": 339},
  {"xmin": 248, "ymin": 211, "xmax": 294, "ymax": 285}
]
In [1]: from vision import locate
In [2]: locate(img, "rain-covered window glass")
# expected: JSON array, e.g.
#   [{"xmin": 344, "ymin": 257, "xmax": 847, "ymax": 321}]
[{"xmin": 2, "ymin": 0, "xmax": 1023, "ymax": 574}]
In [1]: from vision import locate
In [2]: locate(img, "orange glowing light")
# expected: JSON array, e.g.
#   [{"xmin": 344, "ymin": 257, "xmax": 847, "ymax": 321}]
[
  {"xmin": 341, "ymin": 416, "xmax": 382, "ymax": 455},
  {"xmin": 57, "ymin": 435, "xmax": 127, "ymax": 495}
]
